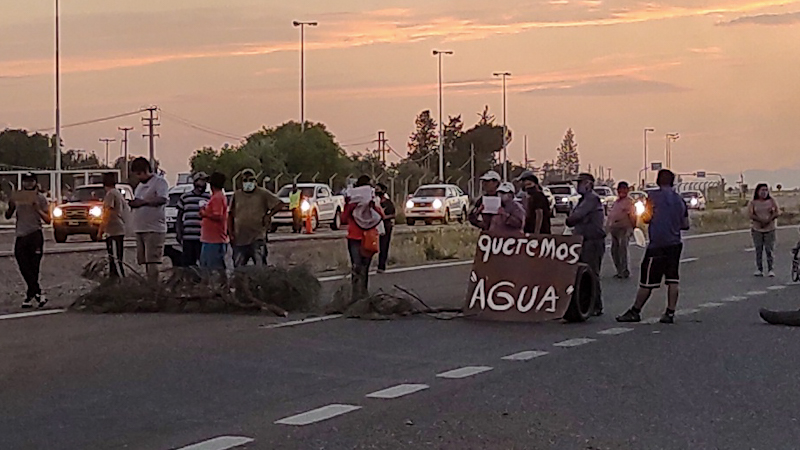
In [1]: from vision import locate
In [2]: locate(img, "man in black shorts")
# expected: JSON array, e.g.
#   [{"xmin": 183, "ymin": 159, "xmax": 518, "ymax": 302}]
[{"xmin": 617, "ymin": 169, "xmax": 689, "ymax": 324}]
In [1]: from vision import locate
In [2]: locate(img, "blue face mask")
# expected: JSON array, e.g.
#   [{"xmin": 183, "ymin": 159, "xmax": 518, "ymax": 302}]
[{"xmin": 243, "ymin": 181, "xmax": 256, "ymax": 192}]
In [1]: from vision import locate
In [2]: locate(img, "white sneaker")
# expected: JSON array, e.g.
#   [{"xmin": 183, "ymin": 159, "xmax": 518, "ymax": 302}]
[
  {"xmin": 768, "ymin": 271, "xmax": 776, "ymax": 278},
  {"xmin": 754, "ymin": 270, "xmax": 764, "ymax": 277}
]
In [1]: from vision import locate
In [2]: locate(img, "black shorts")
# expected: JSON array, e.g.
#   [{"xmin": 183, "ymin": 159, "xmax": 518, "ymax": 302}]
[{"xmin": 640, "ymin": 244, "xmax": 683, "ymax": 289}]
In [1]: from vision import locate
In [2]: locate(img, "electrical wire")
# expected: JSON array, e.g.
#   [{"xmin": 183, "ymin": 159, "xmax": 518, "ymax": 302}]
[
  {"xmin": 158, "ymin": 110, "xmax": 245, "ymax": 141},
  {"xmin": 34, "ymin": 109, "xmax": 145, "ymax": 133}
]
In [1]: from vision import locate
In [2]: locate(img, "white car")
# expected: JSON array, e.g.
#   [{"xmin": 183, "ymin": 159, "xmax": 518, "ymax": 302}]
[
  {"xmin": 681, "ymin": 190, "xmax": 707, "ymax": 210},
  {"xmin": 593, "ymin": 186, "xmax": 617, "ymax": 214},
  {"xmin": 405, "ymin": 184, "xmax": 469, "ymax": 225},
  {"xmin": 547, "ymin": 184, "xmax": 581, "ymax": 214},
  {"xmin": 166, "ymin": 184, "xmax": 210, "ymax": 233},
  {"xmin": 272, "ymin": 183, "xmax": 345, "ymax": 231}
]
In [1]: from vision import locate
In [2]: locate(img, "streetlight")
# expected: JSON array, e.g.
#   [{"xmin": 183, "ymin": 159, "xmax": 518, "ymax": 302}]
[
  {"xmin": 643, "ymin": 128, "xmax": 654, "ymax": 185},
  {"xmin": 433, "ymin": 50, "xmax": 453, "ymax": 183},
  {"xmin": 493, "ymin": 72, "xmax": 511, "ymax": 181},
  {"xmin": 293, "ymin": 20, "xmax": 318, "ymax": 132},
  {"xmin": 55, "ymin": 0, "xmax": 62, "ymax": 203},
  {"xmin": 666, "ymin": 133, "xmax": 680, "ymax": 169}
]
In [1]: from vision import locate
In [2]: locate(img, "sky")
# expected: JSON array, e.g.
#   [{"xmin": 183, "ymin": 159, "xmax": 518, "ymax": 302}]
[{"xmin": 1, "ymin": 0, "xmax": 799, "ymax": 187}]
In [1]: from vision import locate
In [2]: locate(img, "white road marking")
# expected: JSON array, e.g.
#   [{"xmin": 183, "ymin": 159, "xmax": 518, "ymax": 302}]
[
  {"xmin": 682, "ymin": 225, "xmax": 795, "ymax": 241},
  {"xmin": 746, "ymin": 290, "xmax": 768, "ymax": 296},
  {"xmin": 175, "ymin": 436, "xmax": 254, "ymax": 450},
  {"xmin": 318, "ymin": 260, "xmax": 473, "ymax": 283},
  {"xmin": 275, "ymin": 404, "xmax": 362, "ymax": 426},
  {"xmin": 641, "ymin": 317, "xmax": 662, "ymax": 324},
  {"xmin": 366, "ymin": 384, "xmax": 429, "ymax": 399},
  {"xmin": 652, "ymin": 331, "xmax": 661, "ymax": 334},
  {"xmin": 597, "ymin": 327, "xmax": 634, "ymax": 335},
  {"xmin": 0, "ymin": 309, "xmax": 66, "ymax": 321},
  {"xmin": 261, "ymin": 315, "xmax": 342, "ymax": 329},
  {"xmin": 722, "ymin": 295, "xmax": 747, "ymax": 302},
  {"xmin": 680, "ymin": 257, "xmax": 699, "ymax": 263},
  {"xmin": 436, "ymin": 366, "xmax": 493, "ymax": 379},
  {"xmin": 744, "ymin": 247, "xmax": 755, "ymax": 253},
  {"xmin": 675, "ymin": 308, "xmax": 700, "ymax": 316},
  {"xmin": 502, "ymin": 350, "xmax": 549, "ymax": 361},
  {"xmin": 698, "ymin": 302, "xmax": 724, "ymax": 308},
  {"xmin": 767, "ymin": 285, "xmax": 787, "ymax": 291},
  {"xmin": 553, "ymin": 338, "xmax": 596, "ymax": 348}
]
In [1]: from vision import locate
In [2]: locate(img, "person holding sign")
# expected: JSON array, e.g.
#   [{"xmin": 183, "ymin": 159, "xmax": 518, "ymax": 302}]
[
  {"xmin": 566, "ymin": 173, "xmax": 606, "ymax": 316},
  {"xmin": 469, "ymin": 170, "xmax": 502, "ymax": 230}
]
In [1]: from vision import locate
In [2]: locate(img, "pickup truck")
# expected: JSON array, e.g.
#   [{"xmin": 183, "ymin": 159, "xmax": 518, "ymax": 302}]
[
  {"xmin": 593, "ymin": 186, "xmax": 617, "ymax": 214},
  {"xmin": 547, "ymin": 184, "xmax": 581, "ymax": 214},
  {"xmin": 405, "ymin": 184, "xmax": 469, "ymax": 225},
  {"xmin": 271, "ymin": 183, "xmax": 345, "ymax": 232},
  {"xmin": 52, "ymin": 183, "xmax": 134, "ymax": 243}
]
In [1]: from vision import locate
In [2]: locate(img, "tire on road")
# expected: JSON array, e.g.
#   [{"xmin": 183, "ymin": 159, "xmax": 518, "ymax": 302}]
[
  {"xmin": 54, "ymin": 227, "xmax": 68, "ymax": 243},
  {"xmin": 563, "ymin": 263, "xmax": 597, "ymax": 323},
  {"xmin": 759, "ymin": 308, "xmax": 800, "ymax": 326},
  {"xmin": 330, "ymin": 209, "xmax": 342, "ymax": 230},
  {"xmin": 442, "ymin": 208, "xmax": 450, "ymax": 225},
  {"xmin": 269, "ymin": 223, "xmax": 279, "ymax": 233}
]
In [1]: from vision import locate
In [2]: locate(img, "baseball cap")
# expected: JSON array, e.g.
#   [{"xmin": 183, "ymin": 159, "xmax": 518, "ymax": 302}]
[
  {"xmin": 240, "ymin": 168, "xmax": 257, "ymax": 178},
  {"xmin": 497, "ymin": 182, "xmax": 515, "ymax": 194},
  {"xmin": 21, "ymin": 172, "xmax": 36, "ymax": 181},
  {"xmin": 574, "ymin": 173, "xmax": 595, "ymax": 183},
  {"xmin": 479, "ymin": 170, "xmax": 502, "ymax": 182},
  {"xmin": 192, "ymin": 171, "xmax": 209, "ymax": 181},
  {"xmin": 516, "ymin": 170, "xmax": 539, "ymax": 183}
]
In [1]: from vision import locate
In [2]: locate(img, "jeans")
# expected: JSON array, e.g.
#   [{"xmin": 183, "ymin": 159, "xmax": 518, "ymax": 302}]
[
  {"xmin": 200, "ymin": 243, "xmax": 228, "ymax": 270},
  {"xmin": 752, "ymin": 229, "xmax": 776, "ymax": 272},
  {"xmin": 610, "ymin": 228, "xmax": 631, "ymax": 277},
  {"xmin": 378, "ymin": 227, "xmax": 393, "ymax": 271},
  {"xmin": 348, "ymin": 238, "xmax": 373, "ymax": 301},
  {"xmin": 106, "ymin": 235, "xmax": 125, "ymax": 277},
  {"xmin": 233, "ymin": 240, "xmax": 267, "ymax": 267},
  {"xmin": 182, "ymin": 240, "xmax": 203, "ymax": 267},
  {"xmin": 580, "ymin": 238, "xmax": 606, "ymax": 312},
  {"xmin": 14, "ymin": 230, "xmax": 44, "ymax": 299}
]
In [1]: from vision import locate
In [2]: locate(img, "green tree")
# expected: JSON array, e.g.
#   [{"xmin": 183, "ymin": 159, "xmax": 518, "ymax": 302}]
[
  {"xmin": 407, "ymin": 110, "xmax": 438, "ymax": 172},
  {"xmin": 0, "ymin": 129, "xmax": 54, "ymax": 169},
  {"xmin": 555, "ymin": 128, "xmax": 580, "ymax": 176}
]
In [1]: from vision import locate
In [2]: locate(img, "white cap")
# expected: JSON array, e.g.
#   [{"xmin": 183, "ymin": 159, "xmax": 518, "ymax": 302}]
[
  {"xmin": 479, "ymin": 170, "xmax": 502, "ymax": 182},
  {"xmin": 497, "ymin": 182, "xmax": 515, "ymax": 194}
]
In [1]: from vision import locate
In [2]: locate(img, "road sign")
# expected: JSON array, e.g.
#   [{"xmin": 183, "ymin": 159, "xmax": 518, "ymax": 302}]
[
  {"xmin": 651, "ymin": 162, "xmax": 663, "ymax": 171},
  {"xmin": 696, "ymin": 171, "xmax": 706, "ymax": 178}
]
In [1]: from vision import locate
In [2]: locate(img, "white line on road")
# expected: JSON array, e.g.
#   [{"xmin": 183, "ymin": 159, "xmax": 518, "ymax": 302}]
[
  {"xmin": 501, "ymin": 350, "xmax": 549, "ymax": 361},
  {"xmin": 275, "ymin": 404, "xmax": 362, "ymax": 426},
  {"xmin": 597, "ymin": 327, "xmax": 634, "ymax": 335},
  {"xmin": 680, "ymin": 257, "xmax": 699, "ymax": 263},
  {"xmin": 175, "ymin": 436, "xmax": 254, "ymax": 450},
  {"xmin": 675, "ymin": 308, "xmax": 700, "ymax": 316},
  {"xmin": 318, "ymin": 260, "xmax": 473, "ymax": 283},
  {"xmin": 260, "ymin": 315, "xmax": 342, "ymax": 329},
  {"xmin": 722, "ymin": 295, "xmax": 747, "ymax": 302},
  {"xmin": 0, "ymin": 309, "xmax": 66, "ymax": 321},
  {"xmin": 553, "ymin": 338, "xmax": 596, "ymax": 348},
  {"xmin": 744, "ymin": 247, "xmax": 756, "ymax": 253},
  {"xmin": 698, "ymin": 302, "xmax": 724, "ymax": 309},
  {"xmin": 366, "ymin": 384, "xmax": 429, "ymax": 399},
  {"xmin": 746, "ymin": 290, "xmax": 768, "ymax": 296},
  {"xmin": 641, "ymin": 317, "xmax": 662, "ymax": 324},
  {"xmin": 767, "ymin": 285, "xmax": 787, "ymax": 291},
  {"xmin": 436, "ymin": 366, "xmax": 493, "ymax": 379}
]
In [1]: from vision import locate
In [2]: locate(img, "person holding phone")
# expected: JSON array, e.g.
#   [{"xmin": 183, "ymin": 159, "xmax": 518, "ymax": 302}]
[{"xmin": 128, "ymin": 157, "xmax": 169, "ymax": 281}]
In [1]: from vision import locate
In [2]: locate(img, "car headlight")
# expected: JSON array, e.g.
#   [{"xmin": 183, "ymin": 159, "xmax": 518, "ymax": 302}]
[
  {"xmin": 635, "ymin": 201, "xmax": 645, "ymax": 216},
  {"xmin": 89, "ymin": 206, "xmax": 103, "ymax": 218},
  {"xmin": 690, "ymin": 198, "xmax": 698, "ymax": 206},
  {"xmin": 300, "ymin": 200, "xmax": 311, "ymax": 212},
  {"xmin": 561, "ymin": 198, "xmax": 570, "ymax": 203},
  {"xmin": 433, "ymin": 199, "xmax": 443, "ymax": 209},
  {"xmin": 406, "ymin": 200, "xmax": 415, "ymax": 209},
  {"xmin": 53, "ymin": 207, "xmax": 63, "ymax": 218}
]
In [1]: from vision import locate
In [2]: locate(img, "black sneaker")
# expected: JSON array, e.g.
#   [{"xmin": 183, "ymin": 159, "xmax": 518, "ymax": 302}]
[
  {"xmin": 659, "ymin": 312, "xmax": 675, "ymax": 324},
  {"xmin": 35, "ymin": 294, "xmax": 48, "ymax": 308},
  {"xmin": 21, "ymin": 298, "xmax": 33, "ymax": 309},
  {"xmin": 616, "ymin": 309, "xmax": 641, "ymax": 323}
]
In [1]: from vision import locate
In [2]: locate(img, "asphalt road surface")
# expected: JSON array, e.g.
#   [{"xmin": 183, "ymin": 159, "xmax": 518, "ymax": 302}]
[{"xmin": 3, "ymin": 228, "xmax": 800, "ymax": 449}]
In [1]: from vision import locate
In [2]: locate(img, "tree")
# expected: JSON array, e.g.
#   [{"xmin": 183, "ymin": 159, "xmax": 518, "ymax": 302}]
[
  {"xmin": 407, "ymin": 110, "xmax": 438, "ymax": 172},
  {"xmin": 0, "ymin": 129, "xmax": 54, "ymax": 169},
  {"xmin": 555, "ymin": 128, "xmax": 580, "ymax": 176},
  {"xmin": 777, "ymin": 184, "xmax": 783, "ymax": 192}
]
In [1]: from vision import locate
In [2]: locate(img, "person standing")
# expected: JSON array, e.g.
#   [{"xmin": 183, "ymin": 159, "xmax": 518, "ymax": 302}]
[
  {"xmin": 199, "ymin": 172, "xmax": 229, "ymax": 272},
  {"xmin": 6, "ymin": 173, "xmax": 51, "ymax": 308},
  {"xmin": 375, "ymin": 183, "xmax": 395, "ymax": 273},
  {"xmin": 607, "ymin": 181, "xmax": 637, "ymax": 279},
  {"xmin": 96, "ymin": 173, "xmax": 127, "ymax": 278},
  {"xmin": 566, "ymin": 173, "xmax": 606, "ymax": 316},
  {"xmin": 229, "ymin": 169, "xmax": 284, "ymax": 267},
  {"xmin": 617, "ymin": 169, "xmax": 690, "ymax": 324},
  {"xmin": 343, "ymin": 175, "xmax": 384, "ymax": 301},
  {"xmin": 749, "ymin": 183, "xmax": 779, "ymax": 277},
  {"xmin": 128, "ymin": 157, "xmax": 169, "ymax": 281},
  {"xmin": 517, "ymin": 171, "xmax": 551, "ymax": 234},
  {"xmin": 289, "ymin": 182, "xmax": 303, "ymax": 233},
  {"xmin": 176, "ymin": 172, "xmax": 210, "ymax": 267},
  {"xmin": 468, "ymin": 170, "xmax": 502, "ymax": 230}
]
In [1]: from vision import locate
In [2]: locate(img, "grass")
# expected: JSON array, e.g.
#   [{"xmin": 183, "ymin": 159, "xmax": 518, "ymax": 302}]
[{"xmin": 690, "ymin": 206, "xmax": 800, "ymax": 233}]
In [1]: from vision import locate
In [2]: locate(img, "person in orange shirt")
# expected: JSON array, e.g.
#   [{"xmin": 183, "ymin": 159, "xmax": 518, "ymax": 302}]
[
  {"xmin": 199, "ymin": 172, "xmax": 229, "ymax": 272},
  {"xmin": 343, "ymin": 175, "xmax": 384, "ymax": 301}
]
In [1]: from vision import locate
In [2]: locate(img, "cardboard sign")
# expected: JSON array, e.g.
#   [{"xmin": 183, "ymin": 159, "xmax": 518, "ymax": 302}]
[
  {"xmin": 11, "ymin": 190, "xmax": 39, "ymax": 205},
  {"xmin": 464, "ymin": 233, "xmax": 583, "ymax": 322}
]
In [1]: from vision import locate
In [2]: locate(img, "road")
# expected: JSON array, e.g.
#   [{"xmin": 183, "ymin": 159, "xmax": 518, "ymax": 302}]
[{"xmin": 2, "ymin": 228, "xmax": 800, "ymax": 449}]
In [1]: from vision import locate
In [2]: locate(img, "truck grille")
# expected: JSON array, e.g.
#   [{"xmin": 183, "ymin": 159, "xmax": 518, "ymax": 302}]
[{"xmin": 64, "ymin": 208, "xmax": 87, "ymax": 219}]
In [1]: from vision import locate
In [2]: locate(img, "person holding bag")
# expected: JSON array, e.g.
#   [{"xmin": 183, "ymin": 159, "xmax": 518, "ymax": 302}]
[{"xmin": 342, "ymin": 175, "xmax": 384, "ymax": 302}]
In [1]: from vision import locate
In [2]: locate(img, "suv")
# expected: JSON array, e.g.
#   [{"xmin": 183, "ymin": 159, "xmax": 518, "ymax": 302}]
[
  {"xmin": 271, "ymin": 183, "xmax": 345, "ymax": 231},
  {"xmin": 405, "ymin": 184, "xmax": 469, "ymax": 225},
  {"xmin": 547, "ymin": 184, "xmax": 580, "ymax": 214},
  {"xmin": 593, "ymin": 186, "xmax": 617, "ymax": 214},
  {"xmin": 52, "ymin": 184, "xmax": 134, "ymax": 243}
]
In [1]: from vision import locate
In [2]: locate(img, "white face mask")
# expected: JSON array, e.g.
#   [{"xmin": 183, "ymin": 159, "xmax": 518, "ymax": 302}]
[{"xmin": 243, "ymin": 181, "xmax": 256, "ymax": 192}]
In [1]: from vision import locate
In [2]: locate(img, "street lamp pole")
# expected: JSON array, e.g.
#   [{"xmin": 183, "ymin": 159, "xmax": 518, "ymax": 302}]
[
  {"xmin": 493, "ymin": 72, "xmax": 511, "ymax": 181},
  {"xmin": 433, "ymin": 50, "xmax": 453, "ymax": 183},
  {"xmin": 666, "ymin": 133, "xmax": 680, "ymax": 169},
  {"xmin": 643, "ymin": 128, "xmax": 654, "ymax": 186},
  {"xmin": 55, "ymin": 0, "xmax": 62, "ymax": 203},
  {"xmin": 293, "ymin": 20, "xmax": 318, "ymax": 133}
]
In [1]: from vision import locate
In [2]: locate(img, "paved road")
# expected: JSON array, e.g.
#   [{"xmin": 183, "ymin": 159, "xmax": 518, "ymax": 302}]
[{"xmin": 2, "ymin": 228, "xmax": 800, "ymax": 449}]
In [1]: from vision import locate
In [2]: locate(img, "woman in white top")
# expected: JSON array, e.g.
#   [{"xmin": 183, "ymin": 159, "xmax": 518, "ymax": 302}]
[{"xmin": 749, "ymin": 183, "xmax": 779, "ymax": 277}]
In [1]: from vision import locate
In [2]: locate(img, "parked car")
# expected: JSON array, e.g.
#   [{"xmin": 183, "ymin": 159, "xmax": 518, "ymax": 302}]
[
  {"xmin": 547, "ymin": 184, "xmax": 580, "ymax": 214},
  {"xmin": 681, "ymin": 190, "xmax": 707, "ymax": 210},
  {"xmin": 166, "ymin": 184, "xmax": 210, "ymax": 233},
  {"xmin": 405, "ymin": 184, "xmax": 469, "ymax": 225},
  {"xmin": 593, "ymin": 186, "xmax": 617, "ymax": 214},
  {"xmin": 52, "ymin": 184, "xmax": 134, "ymax": 243},
  {"xmin": 271, "ymin": 183, "xmax": 345, "ymax": 231}
]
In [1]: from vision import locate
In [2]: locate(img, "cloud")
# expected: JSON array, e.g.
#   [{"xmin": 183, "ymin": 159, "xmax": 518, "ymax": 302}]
[
  {"xmin": 717, "ymin": 10, "xmax": 800, "ymax": 25},
  {"xmin": 519, "ymin": 75, "xmax": 689, "ymax": 96}
]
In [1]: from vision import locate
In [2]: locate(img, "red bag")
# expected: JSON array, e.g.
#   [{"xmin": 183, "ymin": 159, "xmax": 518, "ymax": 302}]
[{"xmin": 361, "ymin": 227, "xmax": 380, "ymax": 257}]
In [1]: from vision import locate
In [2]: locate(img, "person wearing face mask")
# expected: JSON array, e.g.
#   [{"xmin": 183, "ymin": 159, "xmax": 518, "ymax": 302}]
[
  {"xmin": 228, "ymin": 168, "xmax": 285, "ymax": 267},
  {"xmin": 6, "ymin": 173, "xmax": 51, "ymax": 308},
  {"xmin": 176, "ymin": 172, "xmax": 211, "ymax": 267},
  {"xmin": 749, "ymin": 183, "xmax": 780, "ymax": 277},
  {"xmin": 517, "ymin": 171, "xmax": 551, "ymax": 234},
  {"xmin": 472, "ymin": 182, "xmax": 525, "ymax": 233},
  {"xmin": 566, "ymin": 173, "xmax": 607, "ymax": 316}
]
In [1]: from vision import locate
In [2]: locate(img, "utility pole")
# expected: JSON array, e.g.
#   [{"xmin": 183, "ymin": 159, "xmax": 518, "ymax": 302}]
[
  {"xmin": 493, "ymin": 71, "xmax": 511, "ymax": 181},
  {"xmin": 643, "ymin": 128, "xmax": 655, "ymax": 186},
  {"xmin": 470, "ymin": 143, "xmax": 475, "ymax": 198},
  {"xmin": 377, "ymin": 131, "xmax": 387, "ymax": 164},
  {"xmin": 293, "ymin": 21, "xmax": 318, "ymax": 132},
  {"xmin": 142, "ymin": 107, "xmax": 160, "ymax": 170},
  {"xmin": 99, "ymin": 138, "xmax": 115, "ymax": 167},
  {"xmin": 433, "ymin": 50, "xmax": 453, "ymax": 183},
  {"xmin": 54, "ymin": 0, "xmax": 62, "ymax": 204},
  {"xmin": 119, "ymin": 126, "xmax": 133, "ymax": 180}
]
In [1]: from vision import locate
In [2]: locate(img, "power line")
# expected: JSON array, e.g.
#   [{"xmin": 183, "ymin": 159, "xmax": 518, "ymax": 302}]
[
  {"xmin": 34, "ymin": 109, "xmax": 145, "ymax": 133},
  {"xmin": 159, "ymin": 110, "xmax": 245, "ymax": 141},
  {"xmin": 340, "ymin": 140, "xmax": 374, "ymax": 148}
]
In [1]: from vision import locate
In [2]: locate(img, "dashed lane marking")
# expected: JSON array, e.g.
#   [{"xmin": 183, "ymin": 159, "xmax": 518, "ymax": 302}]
[
  {"xmin": 0, "ymin": 309, "xmax": 66, "ymax": 321},
  {"xmin": 597, "ymin": 327, "xmax": 634, "ymax": 335},
  {"xmin": 260, "ymin": 315, "xmax": 342, "ymax": 329},
  {"xmin": 366, "ymin": 384, "xmax": 429, "ymax": 399},
  {"xmin": 722, "ymin": 295, "xmax": 747, "ymax": 302},
  {"xmin": 744, "ymin": 247, "xmax": 756, "ymax": 252},
  {"xmin": 175, "ymin": 436, "xmax": 254, "ymax": 450},
  {"xmin": 641, "ymin": 317, "xmax": 662, "ymax": 324},
  {"xmin": 553, "ymin": 338, "xmax": 596, "ymax": 348},
  {"xmin": 698, "ymin": 302, "xmax": 724, "ymax": 308},
  {"xmin": 746, "ymin": 290, "xmax": 768, "ymax": 296},
  {"xmin": 680, "ymin": 257, "xmax": 699, "ymax": 263},
  {"xmin": 767, "ymin": 285, "xmax": 787, "ymax": 291},
  {"xmin": 675, "ymin": 308, "xmax": 700, "ymax": 316},
  {"xmin": 436, "ymin": 366, "xmax": 493, "ymax": 379},
  {"xmin": 275, "ymin": 404, "xmax": 362, "ymax": 426},
  {"xmin": 502, "ymin": 350, "xmax": 549, "ymax": 361}
]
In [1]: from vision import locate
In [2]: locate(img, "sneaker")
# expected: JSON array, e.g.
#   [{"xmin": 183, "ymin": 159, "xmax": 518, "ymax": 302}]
[
  {"xmin": 754, "ymin": 270, "xmax": 764, "ymax": 277},
  {"xmin": 616, "ymin": 309, "xmax": 641, "ymax": 323},
  {"xmin": 768, "ymin": 271, "xmax": 776, "ymax": 278},
  {"xmin": 35, "ymin": 294, "xmax": 48, "ymax": 308},
  {"xmin": 660, "ymin": 312, "xmax": 675, "ymax": 324},
  {"xmin": 376, "ymin": 268, "xmax": 386, "ymax": 274},
  {"xmin": 21, "ymin": 298, "xmax": 33, "ymax": 309}
]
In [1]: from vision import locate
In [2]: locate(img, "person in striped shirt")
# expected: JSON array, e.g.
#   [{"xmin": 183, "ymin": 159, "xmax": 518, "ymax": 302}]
[{"xmin": 176, "ymin": 172, "xmax": 210, "ymax": 267}]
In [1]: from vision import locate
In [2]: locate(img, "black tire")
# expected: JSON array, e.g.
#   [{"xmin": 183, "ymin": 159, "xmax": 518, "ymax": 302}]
[
  {"xmin": 406, "ymin": 218, "xmax": 416, "ymax": 226},
  {"xmin": 89, "ymin": 229, "xmax": 101, "ymax": 242},
  {"xmin": 54, "ymin": 228, "xmax": 68, "ymax": 243},
  {"xmin": 458, "ymin": 206, "xmax": 466, "ymax": 223},
  {"xmin": 311, "ymin": 210, "xmax": 319, "ymax": 231},
  {"xmin": 759, "ymin": 308, "xmax": 800, "ymax": 326},
  {"xmin": 425, "ymin": 219, "xmax": 434, "ymax": 225},
  {"xmin": 330, "ymin": 209, "xmax": 342, "ymax": 230},
  {"xmin": 442, "ymin": 208, "xmax": 450, "ymax": 225},
  {"xmin": 564, "ymin": 264, "xmax": 597, "ymax": 323}
]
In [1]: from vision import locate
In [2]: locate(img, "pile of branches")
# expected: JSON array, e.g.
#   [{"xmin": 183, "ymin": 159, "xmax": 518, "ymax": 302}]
[
  {"xmin": 325, "ymin": 284, "xmax": 462, "ymax": 320},
  {"xmin": 73, "ymin": 257, "xmax": 320, "ymax": 315}
]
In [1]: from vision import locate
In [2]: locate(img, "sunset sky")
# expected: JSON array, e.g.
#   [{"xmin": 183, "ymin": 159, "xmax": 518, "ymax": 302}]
[{"xmin": 2, "ymin": 0, "xmax": 799, "ymax": 186}]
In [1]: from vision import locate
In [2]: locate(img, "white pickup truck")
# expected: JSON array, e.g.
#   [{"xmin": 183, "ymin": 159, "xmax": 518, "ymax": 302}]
[
  {"xmin": 271, "ymin": 183, "xmax": 345, "ymax": 232},
  {"xmin": 547, "ymin": 184, "xmax": 581, "ymax": 214},
  {"xmin": 404, "ymin": 184, "xmax": 469, "ymax": 225}
]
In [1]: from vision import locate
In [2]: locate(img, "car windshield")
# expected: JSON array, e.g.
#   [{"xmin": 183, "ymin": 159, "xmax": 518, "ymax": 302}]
[
  {"xmin": 548, "ymin": 186, "xmax": 572, "ymax": 195},
  {"xmin": 277, "ymin": 186, "xmax": 315, "ymax": 197},
  {"xmin": 414, "ymin": 188, "xmax": 446, "ymax": 197},
  {"xmin": 594, "ymin": 188, "xmax": 612, "ymax": 195},
  {"xmin": 70, "ymin": 187, "xmax": 106, "ymax": 202},
  {"xmin": 681, "ymin": 192, "xmax": 700, "ymax": 199}
]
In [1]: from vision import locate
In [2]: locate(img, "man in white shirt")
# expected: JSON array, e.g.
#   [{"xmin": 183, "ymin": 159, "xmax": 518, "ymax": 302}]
[{"xmin": 128, "ymin": 157, "xmax": 169, "ymax": 281}]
